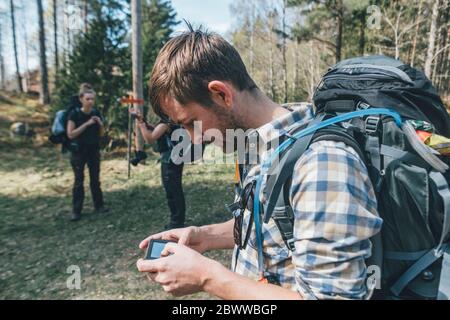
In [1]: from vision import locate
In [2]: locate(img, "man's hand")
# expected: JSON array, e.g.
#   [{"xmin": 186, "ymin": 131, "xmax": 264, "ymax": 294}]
[
  {"xmin": 137, "ymin": 243, "xmax": 214, "ymax": 296},
  {"xmin": 139, "ymin": 226, "xmax": 208, "ymax": 254},
  {"xmin": 129, "ymin": 109, "xmax": 143, "ymax": 122}
]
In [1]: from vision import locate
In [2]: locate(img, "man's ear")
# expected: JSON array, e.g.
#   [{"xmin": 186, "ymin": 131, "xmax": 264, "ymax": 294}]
[{"xmin": 208, "ymin": 81, "xmax": 234, "ymax": 110}]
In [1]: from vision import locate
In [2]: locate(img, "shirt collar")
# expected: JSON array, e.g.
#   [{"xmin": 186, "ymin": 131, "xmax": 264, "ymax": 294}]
[{"xmin": 252, "ymin": 103, "xmax": 315, "ymax": 146}]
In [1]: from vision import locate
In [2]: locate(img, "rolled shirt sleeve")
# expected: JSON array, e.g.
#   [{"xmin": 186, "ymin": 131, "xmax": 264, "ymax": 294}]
[{"xmin": 290, "ymin": 140, "xmax": 383, "ymax": 300}]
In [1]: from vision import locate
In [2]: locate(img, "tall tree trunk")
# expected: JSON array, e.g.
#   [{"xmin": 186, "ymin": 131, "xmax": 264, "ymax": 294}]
[
  {"xmin": 282, "ymin": 0, "xmax": 288, "ymax": 103},
  {"xmin": 358, "ymin": 10, "xmax": 366, "ymax": 56},
  {"xmin": 64, "ymin": 0, "xmax": 71, "ymax": 66},
  {"xmin": 425, "ymin": 0, "xmax": 440, "ymax": 79},
  {"xmin": 131, "ymin": 0, "xmax": 144, "ymax": 151},
  {"xmin": 10, "ymin": 0, "xmax": 23, "ymax": 93},
  {"xmin": 436, "ymin": 0, "xmax": 449, "ymax": 92},
  {"xmin": 22, "ymin": 6, "xmax": 30, "ymax": 92},
  {"xmin": 432, "ymin": 32, "xmax": 441, "ymax": 85},
  {"xmin": 37, "ymin": 0, "xmax": 50, "ymax": 104},
  {"xmin": 83, "ymin": 0, "xmax": 89, "ymax": 33},
  {"xmin": 268, "ymin": 15, "xmax": 276, "ymax": 100},
  {"xmin": 0, "ymin": 24, "xmax": 5, "ymax": 90},
  {"xmin": 335, "ymin": 0, "xmax": 344, "ymax": 63},
  {"xmin": 250, "ymin": 0, "xmax": 255, "ymax": 75},
  {"xmin": 53, "ymin": 0, "xmax": 59, "ymax": 76},
  {"xmin": 308, "ymin": 42, "xmax": 315, "ymax": 100},
  {"xmin": 293, "ymin": 39, "xmax": 299, "ymax": 100},
  {"xmin": 410, "ymin": 0, "xmax": 423, "ymax": 67},
  {"xmin": 441, "ymin": 0, "xmax": 450, "ymax": 94}
]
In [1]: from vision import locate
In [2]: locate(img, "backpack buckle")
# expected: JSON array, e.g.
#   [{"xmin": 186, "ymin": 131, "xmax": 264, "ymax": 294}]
[
  {"xmin": 226, "ymin": 202, "xmax": 241, "ymax": 216},
  {"xmin": 365, "ymin": 116, "xmax": 381, "ymax": 134},
  {"xmin": 286, "ymin": 238, "xmax": 296, "ymax": 251}
]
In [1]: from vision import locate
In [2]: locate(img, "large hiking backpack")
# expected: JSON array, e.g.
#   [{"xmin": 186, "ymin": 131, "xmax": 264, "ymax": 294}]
[
  {"xmin": 255, "ymin": 55, "xmax": 450, "ymax": 300},
  {"xmin": 49, "ymin": 95, "xmax": 82, "ymax": 152}
]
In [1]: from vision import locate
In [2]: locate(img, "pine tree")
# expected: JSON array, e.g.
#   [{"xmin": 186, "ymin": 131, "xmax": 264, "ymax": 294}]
[
  {"xmin": 52, "ymin": 0, "xmax": 131, "ymax": 133},
  {"xmin": 141, "ymin": 0, "xmax": 178, "ymax": 81}
]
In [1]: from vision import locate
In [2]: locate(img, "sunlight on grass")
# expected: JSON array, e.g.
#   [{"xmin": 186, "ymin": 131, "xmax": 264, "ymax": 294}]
[{"xmin": 0, "ymin": 92, "xmax": 235, "ymax": 300}]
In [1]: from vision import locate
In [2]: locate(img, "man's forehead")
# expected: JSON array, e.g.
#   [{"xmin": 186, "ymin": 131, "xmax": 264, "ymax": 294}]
[{"xmin": 161, "ymin": 96, "xmax": 192, "ymax": 122}]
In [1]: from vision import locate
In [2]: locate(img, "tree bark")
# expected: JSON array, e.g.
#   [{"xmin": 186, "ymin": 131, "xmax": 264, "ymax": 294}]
[
  {"xmin": 436, "ymin": 0, "xmax": 449, "ymax": 91},
  {"xmin": 37, "ymin": 0, "xmax": 50, "ymax": 104},
  {"xmin": 359, "ymin": 10, "xmax": 366, "ymax": 56},
  {"xmin": 293, "ymin": 39, "xmax": 299, "ymax": 100},
  {"xmin": 10, "ymin": 0, "xmax": 23, "ymax": 93},
  {"xmin": 83, "ymin": 0, "xmax": 89, "ymax": 34},
  {"xmin": 425, "ymin": 0, "xmax": 440, "ymax": 79},
  {"xmin": 282, "ymin": 0, "xmax": 288, "ymax": 103},
  {"xmin": 335, "ymin": 0, "xmax": 344, "ymax": 63},
  {"xmin": 0, "ymin": 23, "xmax": 5, "ymax": 90},
  {"xmin": 131, "ymin": 0, "xmax": 145, "ymax": 151},
  {"xmin": 20, "ymin": 0, "xmax": 30, "ymax": 92},
  {"xmin": 268, "ymin": 12, "xmax": 276, "ymax": 101},
  {"xmin": 410, "ymin": 0, "xmax": 423, "ymax": 67},
  {"xmin": 53, "ymin": 0, "xmax": 59, "ymax": 76},
  {"xmin": 250, "ymin": 0, "xmax": 255, "ymax": 75}
]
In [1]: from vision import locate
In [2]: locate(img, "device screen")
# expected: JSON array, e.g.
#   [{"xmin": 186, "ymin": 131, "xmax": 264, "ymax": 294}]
[{"xmin": 146, "ymin": 240, "xmax": 170, "ymax": 260}]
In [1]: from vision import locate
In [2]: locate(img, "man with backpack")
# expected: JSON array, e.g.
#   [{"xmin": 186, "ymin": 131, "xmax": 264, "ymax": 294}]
[{"xmin": 136, "ymin": 28, "xmax": 450, "ymax": 300}]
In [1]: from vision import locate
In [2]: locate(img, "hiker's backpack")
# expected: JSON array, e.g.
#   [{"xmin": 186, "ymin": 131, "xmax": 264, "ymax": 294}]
[
  {"xmin": 49, "ymin": 95, "xmax": 82, "ymax": 152},
  {"xmin": 154, "ymin": 132, "xmax": 176, "ymax": 154},
  {"xmin": 256, "ymin": 55, "xmax": 450, "ymax": 300}
]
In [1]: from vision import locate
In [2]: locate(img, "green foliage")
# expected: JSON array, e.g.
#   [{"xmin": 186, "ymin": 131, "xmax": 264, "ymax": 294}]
[
  {"xmin": 142, "ymin": 0, "xmax": 179, "ymax": 122},
  {"xmin": 51, "ymin": 0, "xmax": 131, "ymax": 136},
  {"xmin": 142, "ymin": 0, "xmax": 179, "ymax": 82},
  {"xmin": 231, "ymin": 0, "xmax": 450, "ymax": 103},
  {"xmin": 51, "ymin": 0, "xmax": 179, "ymax": 137}
]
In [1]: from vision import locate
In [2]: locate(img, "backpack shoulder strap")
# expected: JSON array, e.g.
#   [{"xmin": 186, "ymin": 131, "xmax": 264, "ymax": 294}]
[{"xmin": 265, "ymin": 123, "xmax": 365, "ymax": 251}]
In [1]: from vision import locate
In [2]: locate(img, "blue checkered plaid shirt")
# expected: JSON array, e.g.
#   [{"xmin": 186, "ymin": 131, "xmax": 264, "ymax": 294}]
[{"xmin": 231, "ymin": 104, "xmax": 383, "ymax": 300}]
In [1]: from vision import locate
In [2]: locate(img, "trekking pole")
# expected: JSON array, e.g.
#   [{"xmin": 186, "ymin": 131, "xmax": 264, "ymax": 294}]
[
  {"xmin": 121, "ymin": 96, "xmax": 145, "ymax": 179},
  {"xmin": 127, "ymin": 104, "xmax": 132, "ymax": 179}
]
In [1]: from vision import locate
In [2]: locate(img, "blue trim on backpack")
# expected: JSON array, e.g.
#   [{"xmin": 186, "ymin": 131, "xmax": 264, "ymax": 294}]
[{"xmin": 252, "ymin": 108, "xmax": 403, "ymax": 275}]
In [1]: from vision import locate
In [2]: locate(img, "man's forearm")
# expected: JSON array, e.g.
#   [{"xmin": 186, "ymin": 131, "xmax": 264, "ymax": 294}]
[
  {"xmin": 202, "ymin": 260, "xmax": 303, "ymax": 300},
  {"xmin": 199, "ymin": 219, "xmax": 235, "ymax": 251}
]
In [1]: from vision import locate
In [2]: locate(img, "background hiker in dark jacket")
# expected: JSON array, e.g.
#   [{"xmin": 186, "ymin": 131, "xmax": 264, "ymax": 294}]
[{"xmin": 130, "ymin": 109, "xmax": 186, "ymax": 230}]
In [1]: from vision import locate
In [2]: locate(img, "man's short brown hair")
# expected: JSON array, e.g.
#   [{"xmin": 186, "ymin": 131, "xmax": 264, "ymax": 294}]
[{"xmin": 149, "ymin": 27, "xmax": 257, "ymax": 121}]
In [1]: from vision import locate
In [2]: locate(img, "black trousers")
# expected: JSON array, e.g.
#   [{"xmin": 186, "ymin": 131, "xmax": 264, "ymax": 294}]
[
  {"xmin": 70, "ymin": 145, "xmax": 104, "ymax": 214},
  {"xmin": 161, "ymin": 162, "xmax": 185, "ymax": 226}
]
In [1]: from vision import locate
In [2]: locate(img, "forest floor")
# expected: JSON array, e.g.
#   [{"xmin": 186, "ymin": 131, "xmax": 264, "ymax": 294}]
[{"xmin": 0, "ymin": 92, "xmax": 234, "ymax": 300}]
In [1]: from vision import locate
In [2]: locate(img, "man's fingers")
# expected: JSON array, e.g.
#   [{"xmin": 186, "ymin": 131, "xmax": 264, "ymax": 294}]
[
  {"xmin": 178, "ymin": 228, "xmax": 195, "ymax": 245},
  {"xmin": 136, "ymin": 259, "xmax": 164, "ymax": 273},
  {"xmin": 139, "ymin": 231, "xmax": 182, "ymax": 250},
  {"xmin": 139, "ymin": 233, "xmax": 164, "ymax": 250},
  {"xmin": 146, "ymin": 272, "xmax": 158, "ymax": 282},
  {"xmin": 161, "ymin": 242, "xmax": 179, "ymax": 257}
]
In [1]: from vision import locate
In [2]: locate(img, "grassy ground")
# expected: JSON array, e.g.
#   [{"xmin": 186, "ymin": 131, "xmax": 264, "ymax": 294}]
[{"xmin": 0, "ymin": 92, "xmax": 235, "ymax": 300}]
